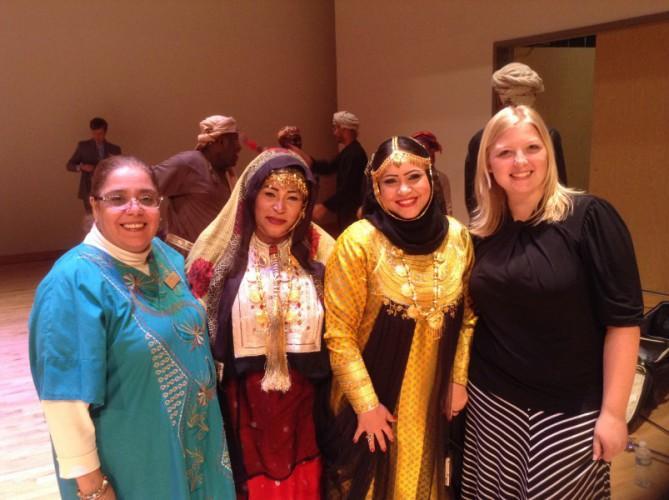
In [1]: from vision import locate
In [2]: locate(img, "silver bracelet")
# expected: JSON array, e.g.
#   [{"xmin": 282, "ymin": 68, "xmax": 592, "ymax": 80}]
[{"xmin": 77, "ymin": 475, "xmax": 109, "ymax": 500}]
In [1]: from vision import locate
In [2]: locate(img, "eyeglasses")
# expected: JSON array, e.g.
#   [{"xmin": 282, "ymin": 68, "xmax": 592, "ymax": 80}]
[{"xmin": 94, "ymin": 191, "xmax": 163, "ymax": 209}]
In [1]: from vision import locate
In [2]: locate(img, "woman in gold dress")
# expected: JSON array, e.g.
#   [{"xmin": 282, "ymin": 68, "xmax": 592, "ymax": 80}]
[{"xmin": 322, "ymin": 136, "xmax": 476, "ymax": 498}]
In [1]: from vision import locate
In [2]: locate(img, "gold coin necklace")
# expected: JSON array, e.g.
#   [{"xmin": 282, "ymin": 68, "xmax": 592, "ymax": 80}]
[{"xmin": 394, "ymin": 248, "xmax": 446, "ymax": 336}]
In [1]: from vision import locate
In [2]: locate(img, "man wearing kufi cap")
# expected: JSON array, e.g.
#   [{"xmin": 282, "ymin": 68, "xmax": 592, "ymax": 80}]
[
  {"xmin": 311, "ymin": 110, "xmax": 368, "ymax": 235},
  {"xmin": 153, "ymin": 114, "xmax": 240, "ymax": 255},
  {"xmin": 464, "ymin": 63, "xmax": 568, "ymax": 217}
]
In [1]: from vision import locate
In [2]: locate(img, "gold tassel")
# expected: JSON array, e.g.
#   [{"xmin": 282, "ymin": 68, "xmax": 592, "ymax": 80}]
[{"xmin": 261, "ymin": 246, "xmax": 291, "ymax": 392}]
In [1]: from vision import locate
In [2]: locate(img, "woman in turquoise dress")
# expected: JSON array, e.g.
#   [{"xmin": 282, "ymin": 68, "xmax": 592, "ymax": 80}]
[{"xmin": 29, "ymin": 156, "xmax": 235, "ymax": 499}]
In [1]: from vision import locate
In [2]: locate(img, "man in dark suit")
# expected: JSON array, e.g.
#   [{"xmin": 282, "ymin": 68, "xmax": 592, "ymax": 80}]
[{"xmin": 66, "ymin": 117, "xmax": 122, "ymax": 213}]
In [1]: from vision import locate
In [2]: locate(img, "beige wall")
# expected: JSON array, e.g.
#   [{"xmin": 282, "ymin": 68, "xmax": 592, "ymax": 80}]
[
  {"xmin": 0, "ymin": 0, "xmax": 336, "ymax": 257},
  {"xmin": 590, "ymin": 20, "xmax": 669, "ymax": 305},
  {"xmin": 334, "ymin": 0, "xmax": 669, "ymax": 222},
  {"xmin": 514, "ymin": 47, "xmax": 595, "ymax": 190}
]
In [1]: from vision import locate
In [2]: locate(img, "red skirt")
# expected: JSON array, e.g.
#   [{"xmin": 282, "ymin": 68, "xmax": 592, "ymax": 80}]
[{"xmin": 224, "ymin": 369, "xmax": 321, "ymax": 499}]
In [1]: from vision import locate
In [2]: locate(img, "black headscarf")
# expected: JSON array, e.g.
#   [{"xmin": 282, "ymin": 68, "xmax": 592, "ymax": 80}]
[{"xmin": 363, "ymin": 136, "xmax": 447, "ymax": 254}]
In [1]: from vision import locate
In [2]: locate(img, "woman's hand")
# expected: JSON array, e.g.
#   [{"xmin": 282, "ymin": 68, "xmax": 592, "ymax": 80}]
[
  {"xmin": 593, "ymin": 325, "xmax": 639, "ymax": 462},
  {"xmin": 75, "ymin": 469, "xmax": 117, "ymax": 499},
  {"xmin": 446, "ymin": 382, "xmax": 468, "ymax": 420},
  {"xmin": 353, "ymin": 404, "xmax": 396, "ymax": 453},
  {"xmin": 592, "ymin": 410, "xmax": 628, "ymax": 462}
]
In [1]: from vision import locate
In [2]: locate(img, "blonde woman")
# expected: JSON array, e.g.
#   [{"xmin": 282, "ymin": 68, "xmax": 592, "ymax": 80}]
[{"xmin": 462, "ymin": 106, "xmax": 642, "ymax": 499}]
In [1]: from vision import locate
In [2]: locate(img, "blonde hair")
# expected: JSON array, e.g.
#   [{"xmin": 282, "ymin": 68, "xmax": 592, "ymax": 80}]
[{"xmin": 470, "ymin": 105, "xmax": 578, "ymax": 237}]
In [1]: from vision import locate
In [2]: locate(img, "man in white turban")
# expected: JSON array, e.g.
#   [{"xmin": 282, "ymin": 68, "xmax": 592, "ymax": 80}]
[
  {"xmin": 491, "ymin": 62, "xmax": 545, "ymax": 106},
  {"xmin": 310, "ymin": 110, "xmax": 367, "ymax": 235},
  {"xmin": 464, "ymin": 63, "xmax": 567, "ymax": 216},
  {"xmin": 153, "ymin": 114, "xmax": 241, "ymax": 255}
]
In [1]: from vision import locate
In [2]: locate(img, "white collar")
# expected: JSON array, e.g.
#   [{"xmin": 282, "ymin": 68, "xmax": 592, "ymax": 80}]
[{"xmin": 83, "ymin": 224, "xmax": 152, "ymax": 274}]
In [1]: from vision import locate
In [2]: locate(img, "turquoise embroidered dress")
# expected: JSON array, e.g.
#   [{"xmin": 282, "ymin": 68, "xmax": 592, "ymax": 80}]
[{"xmin": 29, "ymin": 238, "xmax": 235, "ymax": 499}]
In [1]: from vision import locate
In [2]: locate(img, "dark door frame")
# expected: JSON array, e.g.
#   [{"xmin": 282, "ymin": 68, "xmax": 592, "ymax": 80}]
[{"xmin": 490, "ymin": 11, "xmax": 669, "ymax": 112}]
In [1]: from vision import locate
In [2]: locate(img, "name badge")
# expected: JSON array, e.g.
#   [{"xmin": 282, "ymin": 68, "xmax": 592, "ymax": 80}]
[{"xmin": 164, "ymin": 271, "xmax": 181, "ymax": 289}]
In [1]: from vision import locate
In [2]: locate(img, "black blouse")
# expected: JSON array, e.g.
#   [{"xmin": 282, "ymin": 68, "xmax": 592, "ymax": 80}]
[{"xmin": 469, "ymin": 194, "xmax": 643, "ymax": 413}]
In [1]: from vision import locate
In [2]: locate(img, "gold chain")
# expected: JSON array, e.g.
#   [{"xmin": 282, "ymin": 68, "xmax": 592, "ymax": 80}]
[
  {"xmin": 247, "ymin": 244, "xmax": 301, "ymax": 328},
  {"xmin": 392, "ymin": 247, "xmax": 446, "ymax": 335}
]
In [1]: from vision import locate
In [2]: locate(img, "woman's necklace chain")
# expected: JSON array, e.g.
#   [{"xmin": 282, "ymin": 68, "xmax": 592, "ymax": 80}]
[
  {"xmin": 247, "ymin": 244, "xmax": 301, "ymax": 328},
  {"xmin": 392, "ymin": 247, "xmax": 446, "ymax": 333}
]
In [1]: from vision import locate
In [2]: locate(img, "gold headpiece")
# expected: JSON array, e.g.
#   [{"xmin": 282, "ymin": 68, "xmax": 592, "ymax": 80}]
[
  {"xmin": 263, "ymin": 168, "xmax": 309, "ymax": 200},
  {"xmin": 367, "ymin": 137, "xmax": 434, "ymax": 220}
]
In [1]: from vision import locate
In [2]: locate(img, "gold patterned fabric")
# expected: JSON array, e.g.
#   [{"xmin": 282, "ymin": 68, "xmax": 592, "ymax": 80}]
[{"xmin": 324, "ymin": 218, "xmax": 476, "ymax": 497}]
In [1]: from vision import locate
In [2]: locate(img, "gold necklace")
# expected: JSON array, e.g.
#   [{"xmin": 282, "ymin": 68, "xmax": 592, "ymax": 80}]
[
  {"xmin": 247, "ymin": 244, "xmax": 302, "ymax": 328},
  {"xmin": 391, "ymin": 247, "xmax": 446, "ymax": 334}
]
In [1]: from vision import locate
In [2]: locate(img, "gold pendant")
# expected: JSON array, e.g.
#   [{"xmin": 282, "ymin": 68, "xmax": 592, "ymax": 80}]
[
  {"xmin": 407, "ymin": 305, "xmax": 419, "ymax": 320},
  {"xmin": 248, "ymin": 288, "xmax": 262, "ymax": 304},
  {"xmin": 394, "ymin": 264, "xmax": 407, "ymax": 277},
  {"xmin": 255, "ymin": 309, "xmax": 269, "ymax": 327},
  {"xmin": 288, "ymin": 287, "xmax": 300, "ymax": 302},
  {"xmin": 400, "ymin": 282, "xmax": 413, "ymax": 298},
  {"xmin": 427, "ymin": 312, "xmax": 444, "ymax": 331}
]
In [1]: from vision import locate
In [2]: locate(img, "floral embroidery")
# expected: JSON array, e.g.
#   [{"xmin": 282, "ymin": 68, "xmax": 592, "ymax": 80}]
[
  {"xmin": 173, "ymin": 321, "xmax": 206, "ymax": 350},
  {"xmin": 123, "ymin": 272, "xmax": 153, "ymax": 294},
  {"xmin": 197, "ymin": 383, "xmax": 215, "ymax": 406},
  {"xmin": 185, "ymin": 448, "xmax": 205, "ymax": 491},
  {"xmin": 382, "ymin": 298, "xmax": 458, "ymax": 323},
  {"xmin": 187, "ymin": 258, "xmax": 214, "ymax": 298},
  {"xmin": 383, "ymin": 299, "xmax": 406, "ymax": 318},
  {"xmin": 187, "ymin": 411, "xmax": 209, "ymax": 439}
]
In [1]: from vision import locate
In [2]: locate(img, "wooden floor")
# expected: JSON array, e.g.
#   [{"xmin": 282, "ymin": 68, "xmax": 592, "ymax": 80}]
[
  {"xmin": 0, "ymin": 261, "xmax": 59, "ymax": 499},
  {"xmin": 1, "ymin": 260, "xmax": 668, "ymax": 499}
]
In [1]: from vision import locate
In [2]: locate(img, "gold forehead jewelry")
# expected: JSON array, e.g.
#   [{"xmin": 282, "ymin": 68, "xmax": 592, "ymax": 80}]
[
  {"xmin": 263, "ymin": 169, "xmax": 308, "ymax": 199},
  {"xmin": 367, "ymin": 137, "xmax": 434, "ymax": 220},
  {"xmin": 369, "ymin": 137, "xmax": 432, "ymax": 181}
]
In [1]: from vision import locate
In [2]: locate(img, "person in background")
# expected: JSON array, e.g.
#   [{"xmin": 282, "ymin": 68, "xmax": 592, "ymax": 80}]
[
  {"xmin": 464, "ymin": 62, "xmax": 568, "ymax": 217},
  {"xmin": 66, "ymin": 117, "xmax": 122, "ymax": 213},
  {"xmin": 153, "ymin": 114, "xmax": 240, "ymax": 256},
  {"xmin": 186, "ymin": 148, "xmax": 334, "ymax": 498},
  {"xmin": 322, "ymin": 136, "xmax": 475, "ymax": 498},
  {"xmin": 311, "ymin": 111, "xmax": 368, "ymax": 236},
  {"xmin": 238, "ymin": 126, "xmax": 302, "ymax": 154},
  {"xmin": 30, "ymin": 156, "xmax": 235, "ymax": 499},
  {"xmin": 277, "ymin": 125, "xmax": 303, "ymax": 149},
  {"xmin": 411, "ymin": 130, "xmax": 452, "ymax": 215},
  {"xmin": 462, "ymin": 105, "xmax": 641, "ymax": 499}
]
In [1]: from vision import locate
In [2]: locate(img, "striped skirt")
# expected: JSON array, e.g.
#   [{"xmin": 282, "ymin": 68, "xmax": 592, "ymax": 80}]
[{"xmin": 461, "ymin": 382, "xmax": 610, "ymax": 500}]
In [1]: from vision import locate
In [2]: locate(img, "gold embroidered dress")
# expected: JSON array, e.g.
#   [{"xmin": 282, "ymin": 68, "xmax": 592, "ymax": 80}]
[{"xmin": 325, "ymin": 218, "xmax": 475, "ymax": 498}]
